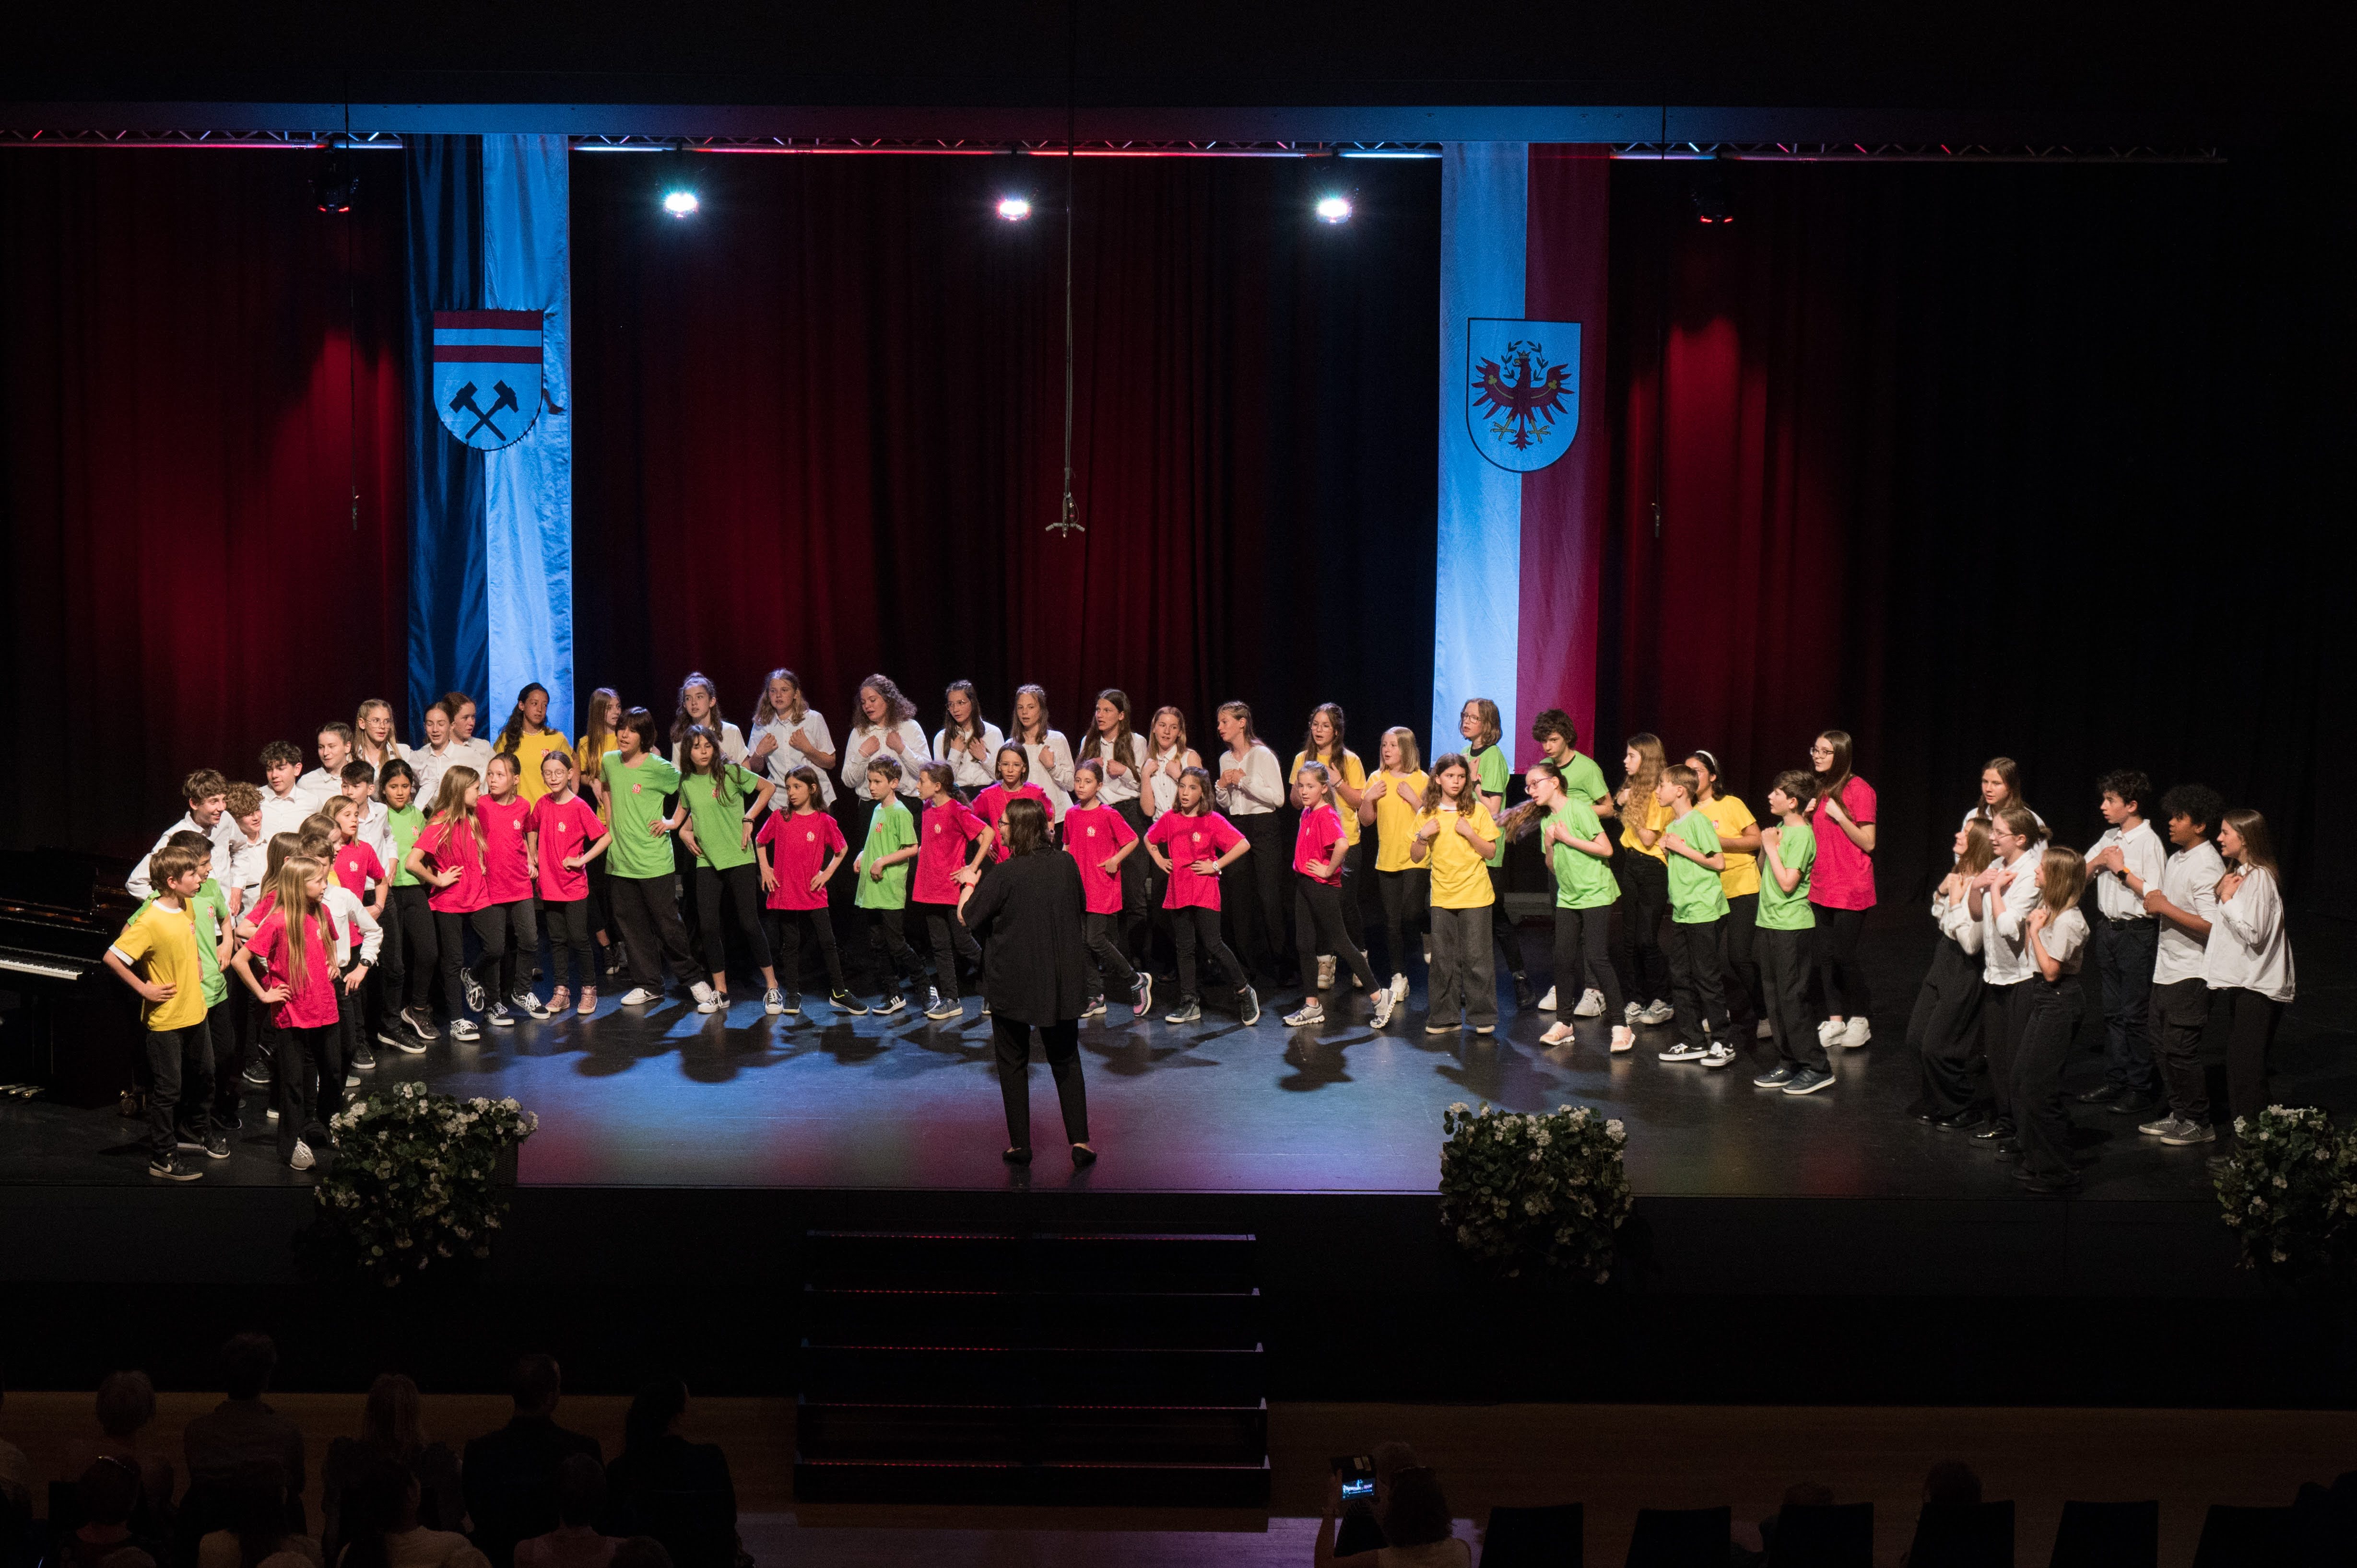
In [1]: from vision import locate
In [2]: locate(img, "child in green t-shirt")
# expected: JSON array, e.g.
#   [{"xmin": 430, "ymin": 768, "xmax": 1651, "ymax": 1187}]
[
  {"xmin": 853, "ymin": 757, "xmax": 924, "ymax": 1014},
  {"xmin": 1656, "ymin": 763, "xmax": 1734, "ymax": 1066},
  {"xmin": 1753, "ymin": 769, "xmax": 1831, "ymax": 1094}
]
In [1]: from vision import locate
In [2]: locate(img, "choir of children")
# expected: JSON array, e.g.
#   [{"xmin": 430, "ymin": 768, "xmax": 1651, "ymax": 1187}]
[{"xmin": 108, "ymin": 679, "xmax": 2298, "ymax": 1188}]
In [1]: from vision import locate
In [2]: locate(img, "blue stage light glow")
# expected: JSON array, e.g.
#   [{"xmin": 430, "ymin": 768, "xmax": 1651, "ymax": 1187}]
[{"xmin": 662, "ymin": 189, "xmax": 699, "ymax": 217}]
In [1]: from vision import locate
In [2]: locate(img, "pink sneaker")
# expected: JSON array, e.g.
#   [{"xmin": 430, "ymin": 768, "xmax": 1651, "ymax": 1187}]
[
  {"xmin": 548, "ymin": 986, "xmax": 571, "ymax": 1015},
  {"xmin": 576, "ymin": 987, "xmax": 598, "ymax": 1016}
]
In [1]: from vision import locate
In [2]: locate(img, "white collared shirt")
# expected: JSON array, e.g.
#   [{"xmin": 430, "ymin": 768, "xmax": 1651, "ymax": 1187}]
[
  {"xmin": 1214, "ymin": 743, "xmax": 1285, "ymax": 817},
  {"xmin": 1932, "ymin": 888, "xmax": 1984, "ymax": 957},
  {"xmin": 2034, "ymin": 905, "xmax": 2090, "ymax": 977},
  {"xmin": 294, "ymin": 766, "xmax": 345, "ymax": 815},
  {"xmin": 1017, "ymin": 730, "xmax": 1075, "ymax": 819},
  {"xmin": 753, "ymin": 711, "xmax": 837, "ymax": 807},
  {"xmin": 670, "ymin": 721, "xmax": 747, "ymax": 770},
  {"xmin": 401, "ymin": 741, "xmax": 464, "ymax": 809},
  {"xmin": 453, "ymin": 737, "xmax": 496, "ymax": 776},
  {"xmin": 1979, "ymin": 844, "xmax": 2046, "ymax": 986},
  {"xmin": 841, "ymin": 720, "xmax": 929, "ymax": 799},
  {"xmin": 2204, "ymin": 864, "xmax": 2295, "ymax": 1001},
  {"xmin": 257, "ymin": 787, "xmax": 313, "ymax": 844},
  {"xmin": 2153, "ymin": 841, "xmax": 2225, "ymax": 986},
  {"xmin": 1146, "ymin": 747, "xmax": 1193, "ymax": 817},
  {"xmin": 2085, "ymin": 819, "xmax": 2166, "ymax": 922},
  {"xmin": 322, "ymin": 884, "xmax": 383, "ymax": 966},
  {"xmin": 1081, "ymin": 732, "xmax": 1150, "ymax": 808},
  {"xmin": 224, "ymin": 827, "xmax": 271, "ymax": 908},
  {"xmin": 125, "ymin": 813, "xmax": 245, "ymax": 900},
  {"xmin": 933, "ymin": 722, "xmax": 1005, "ymax": 792}
]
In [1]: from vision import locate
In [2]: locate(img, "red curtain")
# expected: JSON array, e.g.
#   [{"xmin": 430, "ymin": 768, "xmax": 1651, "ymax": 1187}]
[
  {"xmin": 1598, "ymin": 156, "xmax": 2338, "ymax": 905},
  {"xmin": 570, "ymin": 151, "xmax": 1439, "ymax": 753},
  {"xmin": 0, "ymin": 149, "xmax": 409, "ymax": 859}
]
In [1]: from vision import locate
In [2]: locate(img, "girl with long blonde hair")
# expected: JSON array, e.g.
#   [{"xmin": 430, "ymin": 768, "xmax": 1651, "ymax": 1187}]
[
  {"xmin": 1358, "ymin": 725, "xmax": 1429, "ymax": 1006},
  {"xmin": 229, "ymin": 855, "xmax": 341, "ymax": 1170}
]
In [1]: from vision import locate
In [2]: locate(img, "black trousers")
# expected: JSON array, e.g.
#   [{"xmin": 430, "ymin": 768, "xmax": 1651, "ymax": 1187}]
[
  {"xmin": 919, "ymin": 900, "xmax": 981, "ymax": 998},
  {"xmin": 1084, "ymin": 910, "xmax": 1139, "ymax": 997},
  {"xmin": 544, "ymin": 897, "xmax": 596, "ymax": 990},
  {"xmin": 607, "ymin": 873, "xmax": 700, "ymax": 991},
  {"xmin": 1757, "ymin": 925, "xmax": 1824, "ymax": 1072},
  {"xmin": 865, "ymin": 906, "xmax": 920, "ymax": 991},
  {"xmin": 1486, "ymin": 862, "xmax": 1527, "ymax": 980},
  {"xmin": 692, "ymin": 863, "xmax": 774, "ymax": 983},
  {"xmin": 1718, "ymin": 891, "xmax": 1762, "ymax": 1031},
  {"xmin": 143, "ymin": 1022, "xmax": 211, "ymax": 1161},
  {"xmin": 768, "ymin": 906, "xmax": 847, "ymax": 995},
  {"xmin": 2149, "ymin": 975, "xmax": 2214, "ymax": 1123},
  {"xmin": 1115, "ymin": 799, "xmax": 1155, "ymax": 963},
  {"xmin": 2091, "ymin": 914, "xmax": 2159, "ymax": 1093},
  {"xmin": 1227, "ymin": 812, "xmax": 1291, "ymax": 982},
  {"xmin": 384, "ymin": 883, "xmax": 437, "ymax": 1010},
  {"xmin": 480, "ymin": 898, "xmax": 537, "ymax": 999},
  {"xmin": 1814, "ymin": 905, "xmax": 1874, "ymax": 1020},
  {"xmin": 275, "ymin": 1019, "xmax": 339, "ymax": 1161},
  {"xmin": 1984, "ymin": 981, "xmax": 2029, "ymax": 1130},
  {"xmin": 2013, "ymin": 974, "xmax": 2086, "ymax": 1180},
  {"xmin": 1173, "ymin": 905, "xmax": 1248, "ymax": 1003},
  {"xmin": 433, "ymin": 908, "xmax": 495, "ymax": 1020},
  {"xmin": 1665, "ymin": 918, "xmax": 1730, "ymax": 1048},
  {"xmin": 2222, "ymin": 986, "xmax": 2286, "ymax": 1143},
  {"xmin": 1551, "ymin": 905, "xmax": 1622, "ymax": 1025},
  {"xmin": 1295, "ymin": 875, "xmax": 1377, "ymax": 996},
  {"xmin": 1613, "ymin": 852, "xmax": 1671, "ymax": 1005},
  {"xmin": 993, "ymin": 1016, "xmax": 1089, "ymax": 1149},
  {"xmin": 584, "ymin": 854, "xmax": 613, "ymax": 942},
  {"xmin": 1375, "ymin": 866, "xmax": 1429, "ymax": 980},
  {"xmin": 1909, "ymin": 936, "xmax": 1986, "ymax": 1117},
  {"xmin": 205, "ymin": 998, "xmax": 243, "ymax": 1126}
]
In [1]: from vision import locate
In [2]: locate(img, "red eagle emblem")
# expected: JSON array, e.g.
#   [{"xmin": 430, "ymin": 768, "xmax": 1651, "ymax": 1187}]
[{"xmin": 1471, "ymin": 339, "xmax": 1572, "ymax": 452}]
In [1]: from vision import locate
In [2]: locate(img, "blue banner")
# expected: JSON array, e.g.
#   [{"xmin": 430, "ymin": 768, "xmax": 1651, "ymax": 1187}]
[{"xmin": 404, "ymin": 135, "xmax": 487, "ymax": 739}]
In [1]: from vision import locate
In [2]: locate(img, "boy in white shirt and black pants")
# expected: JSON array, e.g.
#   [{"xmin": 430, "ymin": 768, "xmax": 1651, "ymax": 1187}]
[
  {"xmin": 2133, "ymin": 784, "xmax": 2226, "ymax": 1146},
  {"xmin": 2077, "ymin": 770, "xmax": 2168, "ymax": 1117}
]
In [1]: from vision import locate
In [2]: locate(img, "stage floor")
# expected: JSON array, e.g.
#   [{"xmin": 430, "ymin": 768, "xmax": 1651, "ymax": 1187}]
[{"xmin": 7, "ymin": 909, "xmax": 2352, "ymax": 1203}]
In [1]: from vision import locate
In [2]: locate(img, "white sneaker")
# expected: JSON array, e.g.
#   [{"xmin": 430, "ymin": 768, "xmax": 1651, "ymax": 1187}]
[
  {"xmin": 289, "ymin": 1140, "xmax": 315, "ymax": 1171},
  {"xmin": 1610, "ymin": 1026, "xmax": 1635, "ymax": 1053},
  {"xmin": 689, "ymin": 981, "xmax": 718, "ymax": 1009},
  {"xmin": 1818, "ymin": 1018, "xmax": 1842, "ymax": 1045},
  {"xmin": 1574, "ymin": 987, "xmax": 1605, "ymax": 1018},
  {"xmin": 1625, "ymin": 1001, "xmax": 1643, "ymax": 1024},
  {"xmin": 1841, "ymin": 1016, "xmax": 1872, "ymax": 1049},
  {"xmin": 618, "ymin": 987, "xmax": 661, "ymax": 1006},
  {"xmin": 1390, "ymin": 973, "xmax": 1409, "ymax": 1006},
  {"xmin": 1702, "ymin": 1044, "xmax": 1736, "ymax": 1069},
  {"xmin": 764, "ymin": 988, "xmax": 786, "ymax": 1015},
  {"xmin": 696, "ymin": 991, "xmax": 726, "ymax": 1014},
  {"xmin": 1317, "ymin": 955, "xmax": 1336, "ymax": 989},
  {"xmin": 1756, "ymin": 1018, "xmax": 1776, "ymax": 1040},
  {"xmin": 1284, "ymin": 1001, "xmax": 1325, "ymax": 1028},
  {"xmin": 448, "ymin": 1018, "xmax": 481, "ymax": 1042},
  {"xmin": 509, "ymin": 989, "xmax": 551, "ymax": 1020},
  {"xmin": 1372, "ymin": 990, "xmax": 1396, "ymax": 1029},
  {"xmin": 1422, "ymin": 936, "xmax": 1432, "ymax": 964},
  {"xmin": 1639, "ymin": 999, "xmax": 1675, "ymax": 1026},
  {"xmin": 1537, "ymin": 986, "xmax": 1558, "ymax": 1011}
]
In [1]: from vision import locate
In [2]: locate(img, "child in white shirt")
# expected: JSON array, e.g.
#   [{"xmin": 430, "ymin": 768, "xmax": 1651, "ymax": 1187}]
[{"xmin": 2013, "ymin": 844, "xmax": 2091, "ymax": 1193}]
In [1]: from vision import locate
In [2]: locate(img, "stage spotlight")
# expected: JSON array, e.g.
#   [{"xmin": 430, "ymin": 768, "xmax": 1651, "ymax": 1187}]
[
  {"xmin": 1687, "ymin": 156, "xmax": 1736, "ymax": 225},
  {"xmin": 312, "ymin": 143, "xmax": 358, "ymax": 213},
  {"xmin": 997, "ymin": 196, "xmax": 1033, "ymax": 221},
  {"xmin": 1315, "ymin": 194, "xmax": 1352, "ymax": 223},
  {"xmin": 662, "ymin": 188, "xmax": 699, "ymax": 218}
]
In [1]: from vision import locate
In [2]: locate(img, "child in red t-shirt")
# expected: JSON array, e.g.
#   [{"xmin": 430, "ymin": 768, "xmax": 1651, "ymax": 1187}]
[
  {"xmin": 1284, "ymin": 761, "xmax": 1387, "ymax": 1029},
  {"xmin": 229, "ymin": 856, "xmax": 342, "ymax": 1170},
  {"xmin": 754, "ymin": 765, "xmax": 859, "ymax": 1015},
  {"xmin": 973, "ymin": 745, "xmax": 1052, "ymax": 862},
  {"xmin": 530, "ymin": 750, "xmax": 611, "ymax": 1016},
  {"xmin": 474, "ymin": 753, "xmax": 549, "ymax": 1024},
  {"xmin": 1143, "ymin": 765, "xmax": 1258, "ymax": 1025},
  {"xmin": 406, "ymin": 764, "xmax": 494, "ymax": 1041},
  {"xmin": 911, "ymin": 761, "xmax": 990, "ymax": 1018},
  {"xmin": 1066, "ymin": 760, "xmax": 1150, "ymax": 1020}
]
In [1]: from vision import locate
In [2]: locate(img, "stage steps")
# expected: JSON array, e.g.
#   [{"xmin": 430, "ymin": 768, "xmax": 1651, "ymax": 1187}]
[{"xmin": 793, "ymin": 1229, "xmax": 1270, "ymax": 1508}]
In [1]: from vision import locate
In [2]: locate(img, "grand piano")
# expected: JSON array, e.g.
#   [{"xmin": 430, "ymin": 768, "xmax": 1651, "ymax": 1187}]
[{"xmin": 0, "ymin": 848, "xmax": 146, "ymax": 1107}]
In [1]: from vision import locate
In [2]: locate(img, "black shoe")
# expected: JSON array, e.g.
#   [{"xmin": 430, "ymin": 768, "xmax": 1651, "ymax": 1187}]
[
  {"xmin": 2075, "ymin": 1083, "xmax": 2126, "ymax": 1104},
  {"xmin": 1070, "ymin": 1143, "xmax": 1097, "ymax": 1168},
  {"xmin": 2108, "ymin": 1093, "xmax": 2159, "ymax": 1116},
  {"xmin": 2021, "ymin": 1171, "xmax": 2080, "ymax": 1194},
  {"xmin": 1971, "ymin": 1121, "xmax": 2012, "ymax": 1142},
  {"xmin": 1513, "ymin": 973, "xmax": 1536, "ymax": 1009},
  {"xmin": 1906, "ymin": 1102, "xmax": 1943, "ymax": 1124},
  {"xmin": 1993, "ymin": 1142, "xmax": 2024, "ymax": 1161},
  {"xmin": 1002, "ymin": 1146, "xmax": 1033, "ymax": 1166},
  {"xmin": 1929, "ymin": 1112, "xmax": 1985, "ymax": 1134}
]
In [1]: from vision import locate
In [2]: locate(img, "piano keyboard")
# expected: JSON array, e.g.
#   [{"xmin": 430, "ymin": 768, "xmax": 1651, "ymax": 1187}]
[{"xmin": 0, "ymin": 949, "xmax": 89, "ymax": 981}]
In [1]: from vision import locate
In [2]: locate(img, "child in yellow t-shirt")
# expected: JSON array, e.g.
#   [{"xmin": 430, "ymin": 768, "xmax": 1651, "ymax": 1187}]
[
  {"xmin": 104, "ymin": 844, "xmax": 220, "ymax": 1180},
  {"xmin": 1412, "ymin": 753, "xmax": 1501, "ymax": 1036}
]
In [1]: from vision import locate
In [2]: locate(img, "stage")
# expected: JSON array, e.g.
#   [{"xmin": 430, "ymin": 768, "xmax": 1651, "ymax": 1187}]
[{"xmin": 4, "ymin": 909, "xmax": 2354, "ymax": 1408}]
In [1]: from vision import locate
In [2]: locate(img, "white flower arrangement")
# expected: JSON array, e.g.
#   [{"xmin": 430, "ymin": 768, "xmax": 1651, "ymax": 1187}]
[
  {"xmin": 319, "ymin": 1083, "xmax": 537, "ymax": 1287},
  {"xmin": 1439, "ymin": 1101, "xmax": 1633, "ymax": 1282},
  {"xmin": 2215, "ymin": 1104, "xmax": 2357, "ymax": 1278}
]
